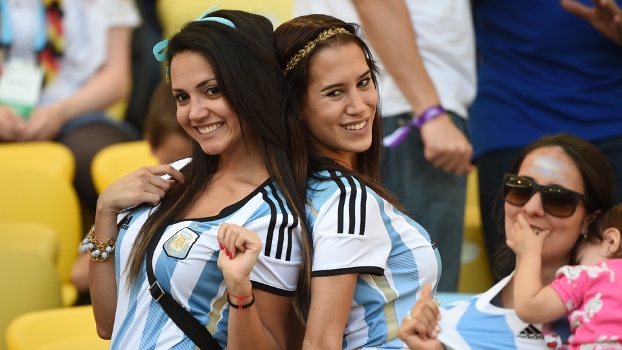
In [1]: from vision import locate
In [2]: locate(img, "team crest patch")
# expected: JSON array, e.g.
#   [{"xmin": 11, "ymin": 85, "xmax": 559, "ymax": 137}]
[{"xmin": 163, "ymin": 227, "xmax": 199, "ymax": 260}]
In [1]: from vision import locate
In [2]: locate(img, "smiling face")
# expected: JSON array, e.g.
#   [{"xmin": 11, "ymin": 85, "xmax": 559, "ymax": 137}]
[
  {"xmin": 170, "ymin": 51, "xmax": 249, "ymax": 158},
  {"xmin": 505, "ymin": 146, "xmax": 590, "ymax": 269},
  {"xmin": 302, "ymin": 41, "xmax": 377, "ymax": 169}
]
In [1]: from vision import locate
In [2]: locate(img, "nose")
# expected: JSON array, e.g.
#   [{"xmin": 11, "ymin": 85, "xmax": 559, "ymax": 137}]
[
  {"xmin": 522, "ymin": 191, "xmax": 545, "ymax": 217},
  {"xmin": 188, "ymin": 99, "xmax": 209, "ymax": 121},
  {"xmin": 345, "ymin": 90, "xmax": 367, "ymax": 116}
]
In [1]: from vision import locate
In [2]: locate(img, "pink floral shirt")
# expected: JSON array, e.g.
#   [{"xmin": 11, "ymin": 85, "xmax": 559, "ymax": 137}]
[{"xmin": 551, "ymin": 259, "xmax": 622, "ymax": 350}]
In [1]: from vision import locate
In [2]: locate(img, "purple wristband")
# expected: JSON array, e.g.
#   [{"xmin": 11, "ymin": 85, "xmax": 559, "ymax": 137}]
[{"xmin": 412, "ymin": 105, "xmax": 446, "ymax": 128}]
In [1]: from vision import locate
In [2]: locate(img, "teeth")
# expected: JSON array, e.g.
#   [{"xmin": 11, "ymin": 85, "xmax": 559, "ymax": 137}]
[
  {"xmin": 198, "ymin": 123, "xmax": 224, "ymax": 134},
  {"xmin": 532, "ymin": 228, "xmax": 540, "ymax": 235},
  {"xmin": 343, "ymin": 121, "xmax": 366, "ymax": 130}
]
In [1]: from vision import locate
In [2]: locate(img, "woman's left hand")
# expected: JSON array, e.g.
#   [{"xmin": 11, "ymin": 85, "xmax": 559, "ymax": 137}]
[
  {"xmin": 20, "ymin": 104, "xmax": 65, "ymax": 141},
  {"xmin": 217, "ymin": 223, "xmax": 263, "ymax": 295}
]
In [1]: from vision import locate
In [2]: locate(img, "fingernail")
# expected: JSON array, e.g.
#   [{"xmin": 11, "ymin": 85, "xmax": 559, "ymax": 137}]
[
  {"xmin": 219, "ymin": 243, "xmax": 224, "ymax": 250},
  {"xmin": 435, "ymin": 325, "xmax": 441, "ymax": 333},
  {"xmin": 431, "ymin": 330, "xmax": 437, "ymax": 337}
]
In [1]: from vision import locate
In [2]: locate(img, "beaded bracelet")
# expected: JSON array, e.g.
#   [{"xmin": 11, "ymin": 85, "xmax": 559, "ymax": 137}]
[
  {"xmin": 227, "ymin": 292, "xmax": 255, "ymax": 315},
  {"xmin": 83, "ymin": 227, "xmax": 116, "ymax": 262}
]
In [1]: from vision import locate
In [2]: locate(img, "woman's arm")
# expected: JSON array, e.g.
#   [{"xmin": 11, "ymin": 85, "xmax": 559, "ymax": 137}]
[
  {"xmin": 302, "ymin": 274, "xmax": 357, "ymax": 350},
  {"xmin": 508, "ymin": 214, "xmax": 566, "ymax": 324},
  {"xmin": 218, "ymin": 223, "xmax": 295, "ymax": 350},
  {"xmin": 22, "ymin": 26, "xmax": 133, "ymax": 141},
  {"xmin": 90, "ymin": 165, "xmax": 184, "ymax": 338}
]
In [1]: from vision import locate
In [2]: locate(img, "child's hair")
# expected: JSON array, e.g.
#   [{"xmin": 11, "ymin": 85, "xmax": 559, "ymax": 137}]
[
  {"xmin": 143, "ymin": 81, "xmax": 189, "ymax": 151},
  {"xmin": 586, "ymin": 203, "xmax": 622, "ymax": 259}
]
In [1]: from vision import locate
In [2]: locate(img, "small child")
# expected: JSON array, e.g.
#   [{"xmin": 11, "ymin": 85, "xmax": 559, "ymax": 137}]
[{"xmin": 510, "ymin": 205, "xmax": 622, "ymax": 350}]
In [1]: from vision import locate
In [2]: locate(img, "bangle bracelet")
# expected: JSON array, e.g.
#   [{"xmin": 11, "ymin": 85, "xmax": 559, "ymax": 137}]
[
  {"xmin": 227, "ymin": 292, "xmax": 255, "ymax": 315},
  {"xmin": 83, "ymin": 227, "xmax": 116, "ymax": 262},
  {"xmin": 383, "ymin": 105, "xmax": 446, "ymax": 148},
  {"xmin": 412, "ymin": 105, "xmax": 446, "ymax": 128}
]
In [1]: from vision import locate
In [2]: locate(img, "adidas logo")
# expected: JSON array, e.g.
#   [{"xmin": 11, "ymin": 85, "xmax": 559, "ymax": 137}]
[{"xmin": 517, "ymin": 325, "xmax": 544, "ymax": 340}]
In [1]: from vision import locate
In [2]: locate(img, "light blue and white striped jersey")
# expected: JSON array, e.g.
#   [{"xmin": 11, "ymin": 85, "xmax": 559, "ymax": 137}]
[
  {"xmin": 110, "ymin": 175, "xmax": 303, "ymax": 349},
  {"xmin": 437, "ymin": 273, "xmax": 571, "ymax": 350},
  {"xmin": 306, "ymin": 171, "xmax": 441, "ymax": 349}
]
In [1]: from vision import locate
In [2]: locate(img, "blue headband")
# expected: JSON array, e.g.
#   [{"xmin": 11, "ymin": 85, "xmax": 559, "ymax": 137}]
[{"xmin": 152, "ymin": 3, "xmax": 236, "ymax": 63}]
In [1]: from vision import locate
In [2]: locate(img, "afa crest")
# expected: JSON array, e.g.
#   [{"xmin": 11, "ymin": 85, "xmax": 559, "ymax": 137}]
[{"xmin": 163, "ymin": 227, "xmax": 199, "ymax": 259}]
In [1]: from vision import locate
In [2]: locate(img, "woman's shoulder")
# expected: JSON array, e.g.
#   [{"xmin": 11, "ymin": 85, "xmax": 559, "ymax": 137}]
[{"xmin": 307, "ymin": 170, "xmax": 375, "ymax": 197}]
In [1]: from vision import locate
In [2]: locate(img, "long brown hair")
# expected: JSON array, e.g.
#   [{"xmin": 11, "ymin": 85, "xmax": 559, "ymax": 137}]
[
  {"xmin": 492, "ymin": 133, "xmax": 615, "ymax": 280},
  {"xmin": 275, "ymin": 14, "xmax": 405, "ymax": 213},
  {"xmin": 125, "ymin": 11, "xmax": 312, "ymax": 310}
]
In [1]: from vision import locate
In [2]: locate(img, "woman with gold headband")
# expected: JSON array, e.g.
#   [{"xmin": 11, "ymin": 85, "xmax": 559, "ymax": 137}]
[
  {"xmin": 89, "ymin": 7, "xmax": 311, "ymax": 350},
  {"xmin": 275, "ymin": 14, "xmax": 441, "ymax": 349}
]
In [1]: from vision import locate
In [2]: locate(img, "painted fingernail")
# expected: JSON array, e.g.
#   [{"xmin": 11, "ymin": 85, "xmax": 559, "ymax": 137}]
[{"xmin": 219, "ymin": 243, "xmax": 224, "ymax": 250}]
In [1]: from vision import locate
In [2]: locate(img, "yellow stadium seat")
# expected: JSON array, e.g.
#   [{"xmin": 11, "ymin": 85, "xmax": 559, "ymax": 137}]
[
  {"xmin": 0, "ymin": 142, "xmax": 74, "ymax": 183},
  {"xmin": 0, "ymin": 223, "xmax": 59, "ymax": 264},
  {"xmin": 0, "ymin": 248, "xmax": 62, "ymax": 350},
  {"xmin": 91, "ymin": 140, "xmax": 158, "ymax": 194},
  {"xmin": 0, "ymin": 168, "xmax": 81, "ymax": 306},
  {"xmin": 458, "ymin": 167, "xmax": 494, "ymax": 293},
  {"xmin": 6, "ymin": 306, "xmax": 109, "ymax": 350},
  {"xmin": 157, "ymin": 0, "xmax": 294, "ymax": 38}
]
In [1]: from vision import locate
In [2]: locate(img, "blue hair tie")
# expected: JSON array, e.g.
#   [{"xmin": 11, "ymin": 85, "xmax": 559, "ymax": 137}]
[{"xmin": 152, "ymin": 2, "xmax": 236, "ymax": 63}]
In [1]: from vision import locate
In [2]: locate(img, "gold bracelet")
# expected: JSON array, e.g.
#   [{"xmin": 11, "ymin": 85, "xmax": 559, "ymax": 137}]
[{"xmin": 83, "ymin": 227, "xmax": 116, "ymax": 262}]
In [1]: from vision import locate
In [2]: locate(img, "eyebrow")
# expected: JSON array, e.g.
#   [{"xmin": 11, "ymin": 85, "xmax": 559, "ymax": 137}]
[
  {"xmin": 172, "ymin": 78, "xmax": 217, "ymax": 92},
  {"xmin": 319, "ymin": 70, "xmax": 371, "ymax": 93}
]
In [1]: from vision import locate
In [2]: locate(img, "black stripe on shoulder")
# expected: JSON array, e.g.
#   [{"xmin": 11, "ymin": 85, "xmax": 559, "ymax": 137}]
[
  {"xmin": 329, "ymin": 170, "xmax": 346, "ymax": 234},
  {"xmin": 268, "ymin": 183, "xmax": 288, "ymax": 260},
  {"xmin": 312, "ymin": 266, "xmax": 384, "ymax": 277},
  {"xmin": 286, "ymin": 211, "xmax": 297, "ymax": 262},
  {"xmin": 251, "ymin": 281, "xmax": 295, "ymax": 297},
  {"xmin": 344, "ymin": 176, "xmax": 358, "ymax": 234},
  {"xmin": 260, "ymin": 187, "xmax": 277, "ymax": 257},
  {"xmin": 355, "ymin": 178, "xmax": 367, "ymax": 236}
]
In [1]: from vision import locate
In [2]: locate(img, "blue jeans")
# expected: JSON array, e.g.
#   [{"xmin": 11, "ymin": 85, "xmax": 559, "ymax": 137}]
[{"xmin": 382, "ymin": 112, "xmax": 468, "ymax": 292}]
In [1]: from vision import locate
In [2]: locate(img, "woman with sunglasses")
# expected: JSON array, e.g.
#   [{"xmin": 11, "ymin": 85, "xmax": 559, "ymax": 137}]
[
  {"xmin": 89, "ymin": 8, "xmax": 310, "ymax": 350},
  {"xmin": 397, "ymin": 133, "xmax": 615, "ymax": 349}
]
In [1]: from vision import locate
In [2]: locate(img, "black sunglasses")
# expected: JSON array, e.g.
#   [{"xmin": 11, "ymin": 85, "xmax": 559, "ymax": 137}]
[{"xmin": 502, "ymin": 174, "xmax": 586, "ymax": 218}]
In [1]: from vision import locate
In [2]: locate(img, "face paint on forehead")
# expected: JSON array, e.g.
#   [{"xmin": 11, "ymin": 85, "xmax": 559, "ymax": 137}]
[{"xmin": 530, "ymin": 155, "xmax": 567, "ymax": 181}]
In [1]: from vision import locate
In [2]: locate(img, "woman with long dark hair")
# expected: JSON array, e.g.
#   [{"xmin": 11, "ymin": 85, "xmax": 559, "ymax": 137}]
[
  {"xmin": 275, "ymin": 14, "xmax": 442, "ymax": 349},
  {"xmin": 89, "ymin": 8, "xmax": 310, "ymax": 350}
]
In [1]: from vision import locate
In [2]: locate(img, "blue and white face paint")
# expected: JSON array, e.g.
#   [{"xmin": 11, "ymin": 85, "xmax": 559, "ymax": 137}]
[{"xmin": 530, "ymin": 154, "xmax": 567, "ymax": 183}]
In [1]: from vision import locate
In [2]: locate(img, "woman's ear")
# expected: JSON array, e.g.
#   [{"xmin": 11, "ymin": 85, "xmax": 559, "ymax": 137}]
[{"xmin": 602, "ymin": 227, "xmax": 621, "ymax": 258}]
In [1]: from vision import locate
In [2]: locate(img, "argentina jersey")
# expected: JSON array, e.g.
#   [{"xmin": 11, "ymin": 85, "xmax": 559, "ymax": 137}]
[
  {"xmin": 306, "ymin": 170, "xmax": 442, "ymax": 349},
  {"xmin": 110, "ymin": 178, "xmax": 302, "ymax": 349},
  {"xmin": 437, "ymin": 273, "xmax": 571, "ymax": 350}
]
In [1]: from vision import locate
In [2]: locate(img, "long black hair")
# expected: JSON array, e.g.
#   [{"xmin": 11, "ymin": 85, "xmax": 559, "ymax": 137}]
[
  {"xmin": 275, "ymin": 14, "xmax": 405, "ymax": 214},
  {"xmin": 126, "ymin": 11, "xmax": 312, "ymax": 316}
]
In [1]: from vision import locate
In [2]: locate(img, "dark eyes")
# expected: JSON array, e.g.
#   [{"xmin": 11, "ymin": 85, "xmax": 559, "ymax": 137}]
[
  {"xmin": 173, "ymin": 85, "xmax": 222, "ymax": 103},
  {"xmin": 326, "ymin": 77, "xmax": 372, "ymax": 97},
  {"xmin": 357, "ymin": 78, "xmax": 371, "ymax": 88},
  {"xmin": 204, "ymin": 86, "xmax": 222, "ymax": 97}
]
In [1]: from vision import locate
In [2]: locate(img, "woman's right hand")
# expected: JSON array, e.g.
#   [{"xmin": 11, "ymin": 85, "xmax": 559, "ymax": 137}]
[
  {"xmin": 397, "ymin": 284, "xmax": 444, "ymax": 350},
  {"xmin": 96, "ymin": 165, "xmax": 185, "ymax": 219}
]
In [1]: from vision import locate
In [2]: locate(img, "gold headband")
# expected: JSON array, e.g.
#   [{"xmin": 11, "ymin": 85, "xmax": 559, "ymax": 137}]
[{"xmin": 284, "ymin": 27, "xmax": 352, "ymax": 75}]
